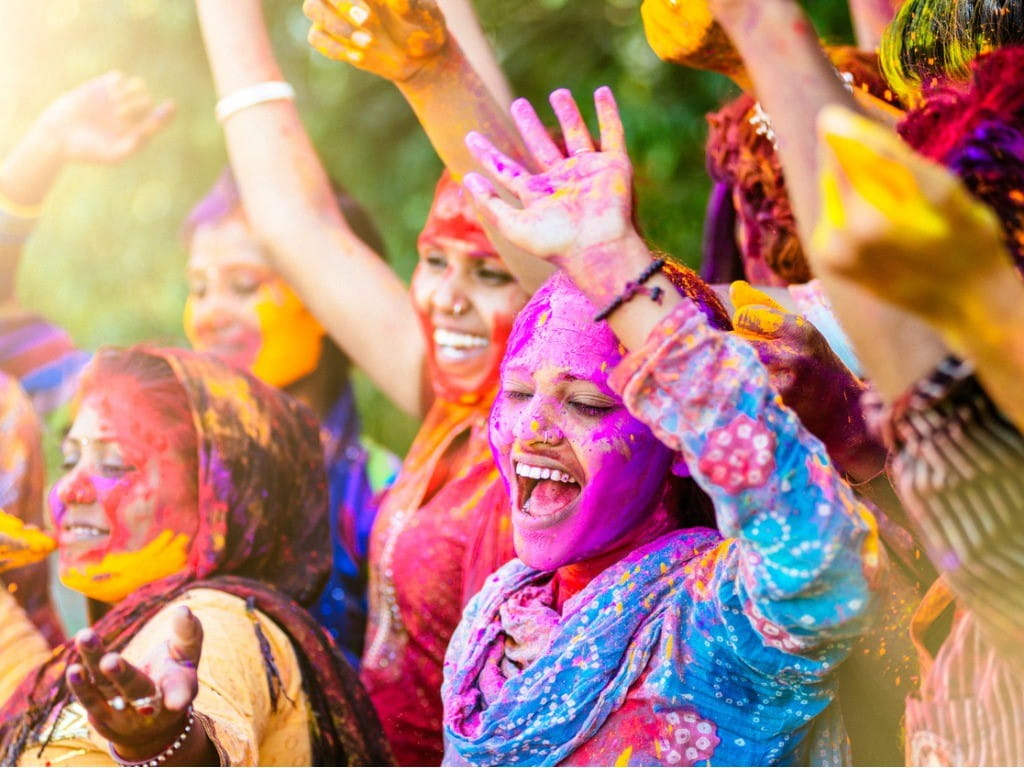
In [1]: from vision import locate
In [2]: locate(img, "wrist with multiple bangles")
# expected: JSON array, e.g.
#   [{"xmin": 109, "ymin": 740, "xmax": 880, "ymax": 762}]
[{"xmin": 592, "ymin": 257, "xmax": 667, "ymax": 323}]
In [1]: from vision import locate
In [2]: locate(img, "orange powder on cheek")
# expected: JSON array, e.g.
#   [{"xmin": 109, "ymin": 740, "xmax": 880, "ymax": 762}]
[
  {"xmin": 250, "ymin": 281, "xmax": 325, "ymax": 389},
  {"xmin": 61, "ymin": 529, "xmax": 191, "ymax": 603}
]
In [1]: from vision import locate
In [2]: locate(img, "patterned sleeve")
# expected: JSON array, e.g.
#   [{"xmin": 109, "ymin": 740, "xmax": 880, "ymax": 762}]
[
  {"xmin": 876, "ymin": 357, "xmax": 1024, "ymax": 657},
  {"xmin": 609, "ymin": 300, "xmax": 882, "ymax": 664}
]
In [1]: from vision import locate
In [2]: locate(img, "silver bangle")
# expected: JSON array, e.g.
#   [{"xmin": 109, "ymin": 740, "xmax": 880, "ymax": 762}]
[
  {"xmin": 108, "ymin": 707, "xmax": 195, "ymax": 767},
  {"xmin": 214, "ymin": 81, "xmax": 295, "ymax": 123}
]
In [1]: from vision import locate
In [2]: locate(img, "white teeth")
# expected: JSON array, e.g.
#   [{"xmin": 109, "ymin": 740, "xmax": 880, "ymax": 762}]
[
  {"xmin": 433, "ymin": 328, "xmax": 488, "ymax": 350},
  {"xmin": 62, "ymin": 524, "xmax": 109, "ymax": 538},
  {"xmin": 514, "ymin": 462, "xmax": 577, "ymax": 484}
]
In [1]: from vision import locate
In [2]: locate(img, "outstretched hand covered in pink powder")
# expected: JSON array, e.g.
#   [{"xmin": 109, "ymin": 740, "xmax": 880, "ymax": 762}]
[{"xmin": 462, "ymin": 87, "xmax": 642, "ymax": 302}]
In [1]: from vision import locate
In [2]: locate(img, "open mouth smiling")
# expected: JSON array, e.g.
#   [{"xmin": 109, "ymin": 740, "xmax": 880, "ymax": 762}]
[
  {"xmin": 433, "ymin": 328, "xmax": 489, "ymax": 361},
  {"xmin": 60, "ymin": 520, "xmax": 111, "ymax": 543},
  {"xmin": 513, "ymin": 459, "xmax": 582, "ymax": 525}
]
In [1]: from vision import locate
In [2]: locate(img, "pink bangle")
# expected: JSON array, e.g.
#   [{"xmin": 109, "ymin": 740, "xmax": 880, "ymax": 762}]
[{"xmin": 108, "ymin": 707, "xmax": 194, "ymax": 767}]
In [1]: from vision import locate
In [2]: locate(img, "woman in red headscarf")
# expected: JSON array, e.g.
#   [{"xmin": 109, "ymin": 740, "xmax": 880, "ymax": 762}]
[
  {"xmin": 0, "ymin": 346, "xmax": 390, "ymax": 766},
  {"xmin": 195, "ymin": 1, "xmax": 530, "ymax": 762}
]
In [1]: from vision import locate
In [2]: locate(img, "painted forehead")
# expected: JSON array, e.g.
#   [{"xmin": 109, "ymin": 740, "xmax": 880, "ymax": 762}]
[
  {"xmin": 76, "ymin": 376, "xmax": 187, "ymax": 460},
  {"xmin": 504, "ymin": 274, "xmax": 624, "ymax": 385},
  {"xmin": 417, "ymin": 173, "xmax": 495, "ymax": 256}
]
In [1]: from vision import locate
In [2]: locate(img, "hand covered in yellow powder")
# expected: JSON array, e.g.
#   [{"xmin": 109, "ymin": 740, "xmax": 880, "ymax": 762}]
[
  {"xmin": 304, "ymin": 0, "xmax": 448, "ymax": 82},
  {"xmin": 0, "ymin": 509, "xmax": 56, "ymax": 574},
  {"xmin": 812, "ymin": 105, "xmax": 1012, "ymax": 335},
  {"xmin": 730, "ymin": 281, "xmax": 886, "ymax": 482},
  {"xmin": 640, "ymin": 0, "xmax": 745, "ymax": 80},
  {"xmin": 37, "ymin": 71, "xmax": 175, "ymax": 165}
]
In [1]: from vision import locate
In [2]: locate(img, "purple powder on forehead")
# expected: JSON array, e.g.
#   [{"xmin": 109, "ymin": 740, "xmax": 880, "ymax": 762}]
[
  {"xmin": 181, "ymin": 169, "xmax": 238, "ymax": 245},
  {"xmin": 505, "ymin": 263, "xmax": 731, "ymax": 376},
  {"xmin": 504, "ymin": 270, "xmax": 619, "ymax": 371}
]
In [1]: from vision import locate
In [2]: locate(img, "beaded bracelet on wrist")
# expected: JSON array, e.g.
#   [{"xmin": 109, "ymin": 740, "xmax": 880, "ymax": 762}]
[
  {"xmin": 593, "ymin": 257, "xmax": 666, "ymax": 323},
  {"xmin": 108, "ymin": 707, "xmax": 195, "ymax": 767}
]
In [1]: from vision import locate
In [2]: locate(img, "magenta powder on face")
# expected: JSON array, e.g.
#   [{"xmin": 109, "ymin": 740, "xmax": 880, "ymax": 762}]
[{"xmin": 490, "ymin": 272, "xmax": 675, "ymax": 571}]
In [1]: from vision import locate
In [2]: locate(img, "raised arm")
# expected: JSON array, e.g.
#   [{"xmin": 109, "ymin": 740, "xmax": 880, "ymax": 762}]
[
  {"xmin": 303, "ymin": 0, "xmax": 522, "ymax": 180},
  {"xmin": 0, "ymin": 71, "xmax": 173, "ymax": 304},
  {"xmin": 812, "ymin": 105, "xmax": 1024, "ymax": 432},
  {"xmin": 302, "ymin": 0, "xmax": 555, "ymax": 292},
  {"xmin": 195, "ymin": 0, "xmax": 428, "ymax": 416},
  {"xmin": 435, "ymin": 0, "xmax": 512, "ymax": 108},
  {"xmin": 466, "ymin": 88, "xmax": 879, "ymax": 654},
  {"xmin": 703, "ymin": 0, "xmax": 949, "ymax": 400},
  {"xmin": 847, "ymin": 0, "xmax": 901, "ymax": 52}
]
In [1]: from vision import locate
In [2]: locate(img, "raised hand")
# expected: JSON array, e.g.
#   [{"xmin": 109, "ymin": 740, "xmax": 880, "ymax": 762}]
[
  {"xmin": 67, "ymin": 606, "xmax": 203, "ymax": 761},
  {"xmin": 730, "ymin": 281, "xmax": 885, "ymax": 481},
  {"xmin": 640, "ymin": 0, "xmax": 746, "ymax": 81},
  {"xmin": 38, "ymin": 71, "xmax": 175, "ymax": 166},
  {"xmin": 463, "ymin": 87, "xmax": 636, "ymax": 293},
  {"xmin": 304, "ymin": 0, "xmax": 448, "ymax": 81},
  {"xmin": 812, "ymin": 106, "xmax": 1009, "ymax": 330},
  {"xmin": 0, "ymin": 509, "xmax": 56, "ymax": 573}
]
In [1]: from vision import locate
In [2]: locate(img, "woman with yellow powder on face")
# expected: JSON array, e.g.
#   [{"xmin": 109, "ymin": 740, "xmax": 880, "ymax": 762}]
[
  {"xmin": 0, "ymin": 345, "xmax": 391, "ymax": 766},
  {"xmin": 195, "ymin": 0, "xmax": 533, "ymax": 762},
  {"xmin": 0, "ymin": 70, "xmax": 173, "ymax": 650},
  {"xmin": 180, "ymin": 168, "xmax": 399, "ymax": 669}
]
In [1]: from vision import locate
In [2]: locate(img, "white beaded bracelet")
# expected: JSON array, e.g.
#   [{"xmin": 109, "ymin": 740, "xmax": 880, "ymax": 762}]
[
  {"xmin": 214, "ymin": 81, "xmax": 295, "ymax": 123},
  {"xmin": 108, "ymin": 707, "xmax": 195, "ymax": 767}
]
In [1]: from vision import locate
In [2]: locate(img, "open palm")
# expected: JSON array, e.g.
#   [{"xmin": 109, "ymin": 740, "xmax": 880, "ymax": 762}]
[
  {"xmin": 463, "ymin": 87, "xmax": 634, "ymax": 270},
  {"xmin": 42, "ymin": 71, "xmax": 174, "ymax": 165}
]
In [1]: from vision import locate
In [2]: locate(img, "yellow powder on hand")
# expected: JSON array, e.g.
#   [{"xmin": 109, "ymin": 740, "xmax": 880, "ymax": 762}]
[{"xmin": 0, "ymin": 509, "xmax": 56, "ymax": 572}]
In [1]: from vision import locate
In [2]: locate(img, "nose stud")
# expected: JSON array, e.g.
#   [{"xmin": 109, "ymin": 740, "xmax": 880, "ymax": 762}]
[{"xmin": 452, "ymin": 299, "xmax": 468, "ymax": 317}]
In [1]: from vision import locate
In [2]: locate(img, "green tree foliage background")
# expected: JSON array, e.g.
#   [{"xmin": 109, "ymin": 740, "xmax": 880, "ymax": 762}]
[{"xmin": 0, "ymin": 0, "xmax": 854, "ymax": 455}]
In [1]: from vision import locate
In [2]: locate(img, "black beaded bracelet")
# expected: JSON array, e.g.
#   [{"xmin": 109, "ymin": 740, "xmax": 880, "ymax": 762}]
[{"xmin": 592, "ymin": 258, "xmax": 666, "ymax": 323}]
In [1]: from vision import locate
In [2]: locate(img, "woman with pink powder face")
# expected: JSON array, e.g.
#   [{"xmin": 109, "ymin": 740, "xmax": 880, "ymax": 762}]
[
  {"xmin": 0, "ymin": 346, "xmax": 391, "ymax": 766},
  {"xmin": 437, "ymin": 87, "xmax": 885, "ymax": 766}
]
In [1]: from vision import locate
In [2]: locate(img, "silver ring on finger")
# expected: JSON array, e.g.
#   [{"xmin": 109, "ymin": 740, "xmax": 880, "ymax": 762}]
[
  {"xmin": 107, "ymin": 696, "xmax": 127, "ymax": 712},
  {"xmin": 129, "ymin": 694, "xmax": 162, "ymax": 718}
]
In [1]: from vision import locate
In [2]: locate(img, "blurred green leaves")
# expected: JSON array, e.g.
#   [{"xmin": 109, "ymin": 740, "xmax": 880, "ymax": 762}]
[{"xmin": 0, "ymin": 0, "xmax": 853, "ymax": 453}]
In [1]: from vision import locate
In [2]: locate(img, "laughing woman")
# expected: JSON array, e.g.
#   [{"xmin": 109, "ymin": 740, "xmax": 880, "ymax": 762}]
[
  {"xmin": 194, "ymin": 1, "xmax": 530, "ymax": 762},
  {"xmin": 0, "ymin": 346, "xmax": 390, "ymax": 766},
  {"xmin": 440, "ymin": 88, "xmax": 884, "ymax": 766}
]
